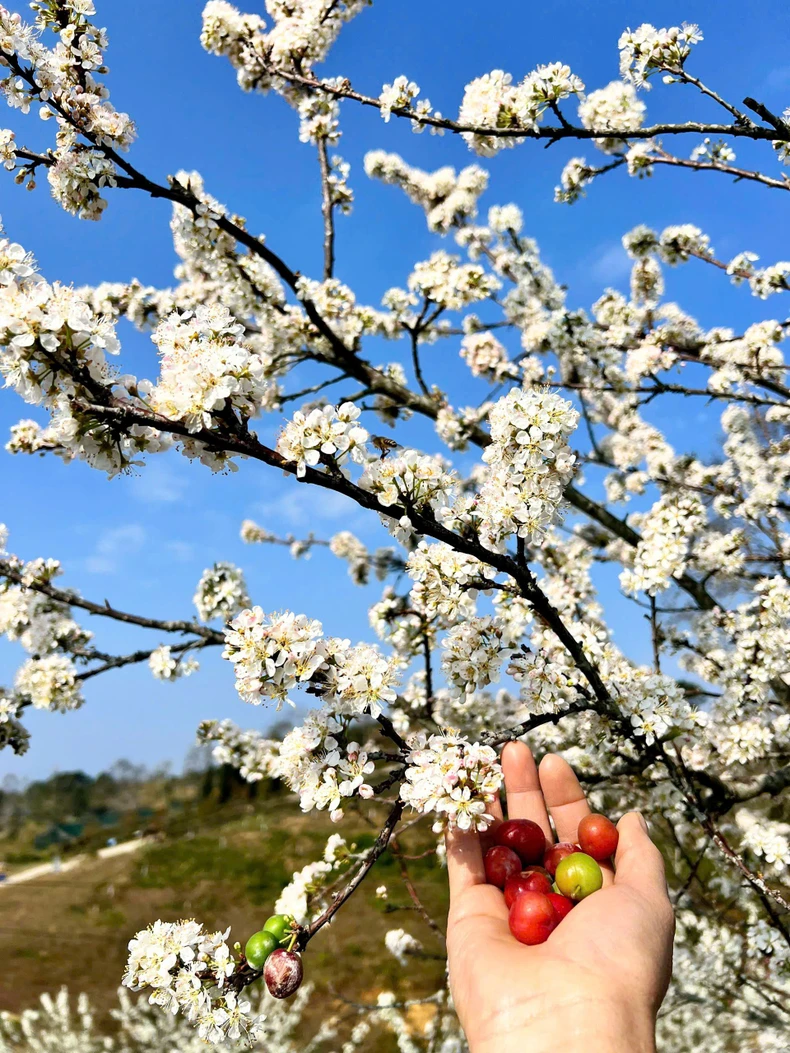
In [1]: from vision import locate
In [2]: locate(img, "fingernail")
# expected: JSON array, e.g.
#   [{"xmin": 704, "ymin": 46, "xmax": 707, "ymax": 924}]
[{"xmin": 636, "ymin": 811, "xmax": 649, "ymax": 833}]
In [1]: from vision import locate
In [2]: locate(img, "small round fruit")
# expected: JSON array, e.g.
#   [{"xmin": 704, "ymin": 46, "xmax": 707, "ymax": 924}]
[
  {"xmin": 543, "ymin": 842, "xmax": 579, "ymax": 878},
  {"xmin": 495, "ymin": 819, "xmax": 546, "ymax": 865},
  {"xmin": 245, "ymin": 930, "xmax": 279, "ymax": 969},
  {"xmin": 555, "ymin": 852, "xmax": 603, "ymax": 901},
  {"xmin": 263, "ymin": 914, "xmax": 295, "ymax": 944},
  {"xmin": 547, "ymin": 892, "xmax": 574, "ymax": 922},
  {"xmin": 508, "ymin": 891, "xmax": 558, "ymax": 945},
  {"xmin": 264, "ymin": 949, "xmax": 303, "ymax": 998},
  {"xmin": 504, "ymin": 870, "xmax": 553, "ymax": 907},
  {"xmin": 578, "ymin": 813, "xmax": 619, "ymax": 862},
  {"xmin": 484, "ymin": 845, "xmax": 522, "ymax": 889},
  {"xmin": 522, "ymin": 864, "xmax": 552, "ymax": 882}
]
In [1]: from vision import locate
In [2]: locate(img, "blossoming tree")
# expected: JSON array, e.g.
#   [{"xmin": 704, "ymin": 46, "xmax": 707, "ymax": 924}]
[{"xmin": 1, "ymin": 2, "xmax": 789, "ymax": 1049}]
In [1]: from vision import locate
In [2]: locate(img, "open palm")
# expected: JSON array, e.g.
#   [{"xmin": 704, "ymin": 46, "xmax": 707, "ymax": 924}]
[{"xmin": 446, "ymin": 743, "xmax": 675, "ymax": 1053}]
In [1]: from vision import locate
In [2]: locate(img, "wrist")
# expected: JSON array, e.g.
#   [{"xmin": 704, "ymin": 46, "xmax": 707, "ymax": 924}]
[{"xmin": 467, "ymin": 988, "xmax": 656, "ymax": 1053}]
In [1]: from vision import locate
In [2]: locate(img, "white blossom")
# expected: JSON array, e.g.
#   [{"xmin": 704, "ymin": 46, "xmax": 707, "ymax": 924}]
[
  {"xmin": 193, "ymin": 562, "xmax": 250, "ymax": 622},
  {"xmin": 400, "ymin": 731, "xmax": 502, "ymax": 832},
  {"xmin": 578, "ymin": 80, "xmax": 646, "ymax": 153},
  {"xmin": 149, "ymin": 645, "xmax": 200, "ymax": 681},
  {"xmin": 618, "ymin": 22, "xmax": 703, "ymax": 89},
  {"xmin": 15, "ymin": 654, "xmax": 83, "ymax": 712},
  {"xmin": 384, "ymin": 928, "xmax": 422, "ymax": 965},
  {"xmin": 277, "ymin": 402, "xmax": 368, "ymax": 478}
]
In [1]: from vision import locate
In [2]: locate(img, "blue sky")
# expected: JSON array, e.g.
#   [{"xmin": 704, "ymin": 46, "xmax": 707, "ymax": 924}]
[{"xmin": 1, "ymin": 0, "xmax": 789, "ymax": 782}]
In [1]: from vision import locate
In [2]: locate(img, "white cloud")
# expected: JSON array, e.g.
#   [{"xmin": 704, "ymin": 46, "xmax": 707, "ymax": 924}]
[{"xmin": 84, "ymin": 524, "xmax": 146, "ymax": 574}]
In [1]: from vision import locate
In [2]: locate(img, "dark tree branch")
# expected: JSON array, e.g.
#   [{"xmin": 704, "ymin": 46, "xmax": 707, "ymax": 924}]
[
  {"xmin": 317, "ymin": 137, "xmax": 335, "ymax": 280},
  {"xmin": 0, "ymin": 558, "xmax": 223, "ymax": 641}
]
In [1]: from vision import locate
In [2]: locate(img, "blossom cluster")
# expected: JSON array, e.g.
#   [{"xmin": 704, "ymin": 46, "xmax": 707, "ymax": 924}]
[
  {"xmin": 276, "ymin": 402, "xmax": 368, "ymax": 478},
  {"xmin": 193, "ymin": 561, "xmax": 250, "ymax": 623},
  {"xmin": 406, "ymin": 541, "xmax": 491, "ymax": 626},
  {"xmin": 0, "ymin": 983, "xmax": 321, "ymax": 1053},
  {"xmin": 148, "ymin": 645, "xmax": 200, "ymax": 681},
  {"xmin": 0, "ymin": 227, "xmax": 169, "ymax": 475},
  {"xmin": 278, "ymin": 709, "xmax": 376, "ymax": 821},
  {"xmin": 123, "ymin": 919, "xmax": 264, "ymax": 1045},
  {"xmin": 222, "ymin": 607, "xmax": 399, "ymax": 718},
  {"xmin": 406, "ymin": 250, "xmax": 500, "ymax": 309},
  {"xmin": 613, "ymin": 667, "xmax": 706, "ymax": 745},
  {"xmin": 149, "ymin": 304, "xmax": 281, "ymax": 434},
  {"xmin": 577, "ymin": 80, "xmax": 646, "ymax": 153},
  {"xmin": 458, "ymin": 64, "xmax": 584, "ymax": 156},
  {"xmin": 459, "ymin": 331, "xmax": 518, "ymax": 381},
  {"xmin": 441, "ymin": 616, "xmax": 513, "ymax": 699},
  {"xmin": 360, "ymin": 450, "xmax": 457, "ymax": 530},
  {"xmin": 197, "ymin": 718, "xmax": 280, "ymax": 782},
  {"xmin": 509, "ymin": 650, "xmax": 579, "ymax": 714},
  {"xmin": 384, "ymin": 928, "xmax": 422, "ymax": 965},
  {"xmin": 618, "ymin": 22, "xmax": 703, "ymax": 88},
  {"xmin": 0, "ymin": 689, "xmax": 29, "ymax": 754},
  {"xmin": 0, "ymin": 4, "xmax": 141, "ymax": 218},
  {"xmin": 0, "ymin": 570, "xmax": 90, "ymax": 656},
  {"xmin": 222, "ymin": 608, "xmax": 328, "ymax": 708},
  {"xmin": 478, "ymin": 388, "xmax": 578, "ymax": 546},
  {"xmin": 15, "ymin": 654, "xmax": 82, "ymax": 712},
  {"xmin": 400, "ymin": 731, "xmax": 502, "ymax": 832},
  {"xmin": 620, "ymin": 493, "xmax": 706, "ymax": 596},
  {"xmin": 369, "ymin": 587, "xmax": 427, "ymax": 661},
  {"xmin": 200, "ymin": 0, "xmax": 369, "ymax": 86},
  {"xmin": 736, "ymin": 810, "xmax": 790, "ymax": 873},
  {"xmin": 364, "ymin": 151, "xmax": 488, "ymax": 233},
  {"xmin": 328, "ymin": 530, "xmax": 370, "ymax": 585}
]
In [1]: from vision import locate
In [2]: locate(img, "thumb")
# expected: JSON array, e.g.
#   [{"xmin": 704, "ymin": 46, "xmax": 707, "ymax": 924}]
[{"xmin": 614, "ymin": 811, "xmax": 669, "ymax": 905}]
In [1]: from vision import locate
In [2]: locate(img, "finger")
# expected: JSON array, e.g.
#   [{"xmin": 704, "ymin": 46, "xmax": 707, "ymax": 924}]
[
  {"xmin": 538, "ymin": 752, "xmax": 591, "ymax": 844},
  {"xmin": 445, "ymin": 825, "xmax": 486, "ymax": 898},
  {"xmin": 501, "ymin": 741, "xmax": 553, "ymax": 844},
  {"xmin": 614, "ymin": 812, "xmax": 670, "ymax": 905}
]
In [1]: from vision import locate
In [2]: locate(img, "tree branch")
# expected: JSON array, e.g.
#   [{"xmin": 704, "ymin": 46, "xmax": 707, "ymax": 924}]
[
  {"xmin": 252, "ymin": 64, "xmax": 790, "ymax": 143},
  {"xmin": 0, "ymin": 558, "xmax": 223, "ymax": 641},
  {"xmin": 317, "ymin": 138, "xmax": 335, "ymax": 280},
  {"xmin": 299, "ymin": 799, "xmax": 405, "ymax": 947}
]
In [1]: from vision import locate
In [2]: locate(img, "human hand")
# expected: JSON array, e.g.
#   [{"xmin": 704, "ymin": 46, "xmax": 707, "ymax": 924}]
[{"xmin": 446, "ymin": 743, "xmax": 675, "ymax": 1053}]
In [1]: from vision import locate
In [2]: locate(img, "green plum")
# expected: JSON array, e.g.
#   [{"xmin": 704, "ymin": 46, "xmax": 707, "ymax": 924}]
[
  {"xmin": 245, "ymin": 929, "xmax": 279, "ymax": 969},
  {"xmin": 554, "ymin": 852, "xmax": 603, "ymax": 901},
  {"xmin": 263, "ymin": 914, "xmax": 296, "ymax": 945}
]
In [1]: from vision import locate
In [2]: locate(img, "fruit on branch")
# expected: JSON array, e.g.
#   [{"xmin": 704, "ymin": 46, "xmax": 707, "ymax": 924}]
[
  {"xmin": 263, "ymin": 913, "xmax": 297, "ymax": 945},
  {"xmin": 264, "ymin": 948, "xmax": 304, "ymax": 999},
  {"xmin": 508, "ymin": 891, "xmax": 559, "ymax": 945},
  {"xmin": 495, "ymin": 818, "xmax": 546, "ymax": 865},
  {"xmin": 554, "ymin": 852, "xmax": 603, "ymax": 901},
  {"xmin": 543, "ymin": 841, "xmax": 579, "ymax": 877},
  {"xmin": 244, "ymin": 929, "xmax": 279, "ymax": 969},
  {"xmin": 547, "ymin": 892, "xmax": 574, "ymax": 921},
  {"xmin": 504, "ymin": 869, "xmax": 553, "ymax": 907},
  {"xmin": 578, "ymin": 813, "xmax": 619, "ymax": 861},
  {"xmin": 484, "ymin": 845, "xmax": 522, "ymax": 888}
]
